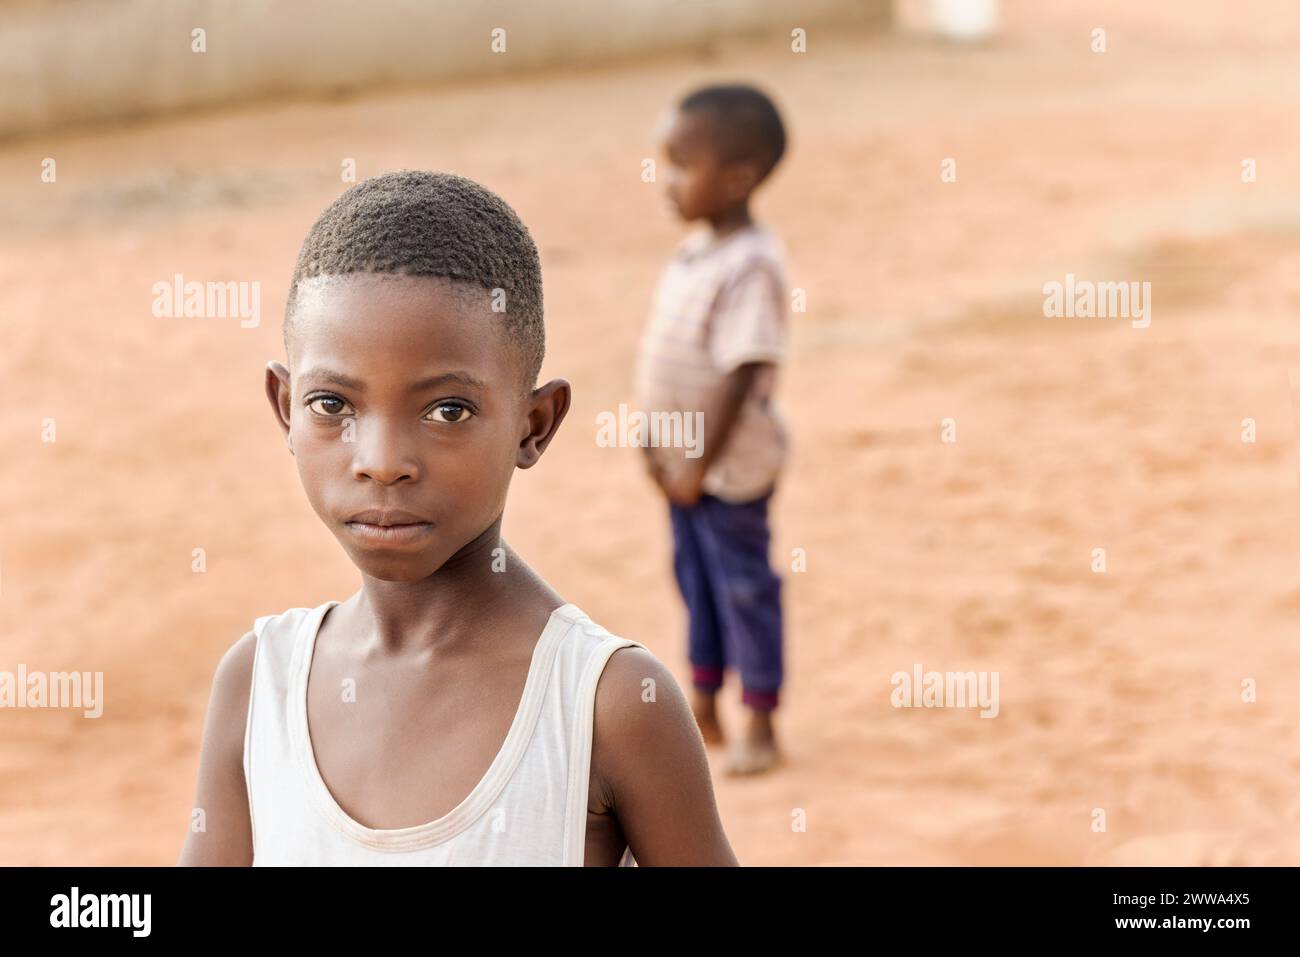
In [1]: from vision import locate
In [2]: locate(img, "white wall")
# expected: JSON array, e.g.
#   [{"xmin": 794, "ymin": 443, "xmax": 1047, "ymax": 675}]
[{"xmin": 0, "ymin": 0, "xmax": 890, "ymax": 138}]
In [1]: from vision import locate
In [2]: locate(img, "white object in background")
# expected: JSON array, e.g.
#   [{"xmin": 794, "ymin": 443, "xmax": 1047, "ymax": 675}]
[{"xmin": 929, "ymin": 0, "xmax": 998, "ymax": 41}]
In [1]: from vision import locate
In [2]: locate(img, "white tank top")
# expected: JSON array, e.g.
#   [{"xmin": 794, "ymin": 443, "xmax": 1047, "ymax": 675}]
[{"xmin": 243, "ymin": 600, "xmax": 647, "ymax": 866}]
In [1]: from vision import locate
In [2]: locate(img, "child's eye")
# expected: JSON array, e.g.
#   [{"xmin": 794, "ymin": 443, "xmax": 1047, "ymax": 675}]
[
  {"xmin": 425, "ymin": 402, "xmax": 474, "ymax": 424},
  {"xmin": 306, "ymin": 395, "xmax": 354, "ymax": 416}
]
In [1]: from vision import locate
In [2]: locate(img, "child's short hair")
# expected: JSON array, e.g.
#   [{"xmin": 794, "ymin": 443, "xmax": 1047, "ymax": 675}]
[
  {"xmin": 678, "ymin": 83, "xmax": 787, "ymax": 180},
  {"xmin": 285, "ymin": 169, "xmax": 545, "ymax": 388}
]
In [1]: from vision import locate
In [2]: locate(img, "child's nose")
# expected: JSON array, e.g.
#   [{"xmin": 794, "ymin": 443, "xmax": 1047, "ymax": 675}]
[{"xmin": 350, "ymin": 420, "xmax": 420, "ymax": 485}]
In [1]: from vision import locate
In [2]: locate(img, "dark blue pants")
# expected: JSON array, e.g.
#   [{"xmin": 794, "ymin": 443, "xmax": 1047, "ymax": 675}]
[{"xmin": 669, "ymin": 491, "xmax": 784, "ymax": 711}]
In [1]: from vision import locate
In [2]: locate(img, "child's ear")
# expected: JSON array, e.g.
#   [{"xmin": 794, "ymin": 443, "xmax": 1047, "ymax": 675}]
[
  {"xmin": 264, "ymin": 361, "xmax": 294, "ymax": 452},
  {"xmin": 723, "ymin": 161, "xmax": 762, "ymax": 203},
  {"xmin": 517, "ymin": 378, "xmax": 571, "ymax": 469}
]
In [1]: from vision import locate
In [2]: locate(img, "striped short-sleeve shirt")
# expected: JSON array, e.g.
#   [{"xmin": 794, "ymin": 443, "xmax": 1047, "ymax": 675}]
[{"xmin": 634, "ymin": 222, "xmax": 790, "ymax": 503}]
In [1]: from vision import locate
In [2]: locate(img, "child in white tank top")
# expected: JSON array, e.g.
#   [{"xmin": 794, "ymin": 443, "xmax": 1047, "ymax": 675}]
[
  {"xmin": 178, "ymin": 171, "xmax": 737, "ymax": 867},
  {"xmin": 245, "ymin": 601, "xmax": 642, "ymax": 865}
]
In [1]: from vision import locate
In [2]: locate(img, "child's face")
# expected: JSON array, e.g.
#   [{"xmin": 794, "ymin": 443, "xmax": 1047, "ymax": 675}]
[
  {"xmin": 267, "ymin": 274, "xmax": 567, "ymax": 582},
  {"xmin": 659, "ymin": 108, "xmax": 757, "ymax": 222}
]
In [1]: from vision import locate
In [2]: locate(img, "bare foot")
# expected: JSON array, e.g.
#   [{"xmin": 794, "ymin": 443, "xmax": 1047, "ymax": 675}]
[
  {"xmin": 724, "ymin": 709, "xmax": 780, "ymax": 775},
  {"xmin": 690, "ymin": 687, "xmax": 725, "ymax": 746}
]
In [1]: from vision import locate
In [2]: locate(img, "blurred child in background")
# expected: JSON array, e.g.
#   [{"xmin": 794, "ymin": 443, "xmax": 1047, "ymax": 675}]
[{"xmin": 635, "ymin": 84, "xmax": 791, "ymax": 775}]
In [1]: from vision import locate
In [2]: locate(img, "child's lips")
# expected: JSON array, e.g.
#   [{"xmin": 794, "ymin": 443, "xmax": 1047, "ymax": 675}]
[
  {"xmin": 344, "ymin": 508, "xmax": 435, "ymax": 547},
  {"xmin": 345, "ymin": 521, "xmax": 433, "ymax": 547}
]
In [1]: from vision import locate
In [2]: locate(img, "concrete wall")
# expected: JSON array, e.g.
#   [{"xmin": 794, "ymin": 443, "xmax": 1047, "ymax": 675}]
[{"xmin": 1, "ymin": 0, "xmax": 890, "ymax": 139}]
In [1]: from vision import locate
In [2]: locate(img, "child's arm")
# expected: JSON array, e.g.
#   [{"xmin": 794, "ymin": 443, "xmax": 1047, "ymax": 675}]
[
  {"xmin": 591, "ymin": 646, "xmax": 739, "ymax": 865},
  {"xmin": 657, "ymin": 361, "xmax": 767, "ymax": 506},
  {"xmin": 639, "ymin": 442, "xmax": 668, "ymax": 489},
  {"xmin": 176, "ymin": 631, "xmax": 257, "ymax": 866}
]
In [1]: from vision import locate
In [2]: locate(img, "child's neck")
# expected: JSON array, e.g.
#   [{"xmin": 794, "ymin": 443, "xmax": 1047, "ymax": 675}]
[
  {"xmin": 707, "ymin": 204, "xmax": 753, "ymax": 240},
  {"xmin": 346, "ymin": 518, "xmax": 559, "ymax": 656}
]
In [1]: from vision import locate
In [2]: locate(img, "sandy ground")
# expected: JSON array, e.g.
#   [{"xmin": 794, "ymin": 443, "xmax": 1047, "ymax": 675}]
[{"xmin": 2, "ymin": 0, "xmax": 1300, "ymax": 865}]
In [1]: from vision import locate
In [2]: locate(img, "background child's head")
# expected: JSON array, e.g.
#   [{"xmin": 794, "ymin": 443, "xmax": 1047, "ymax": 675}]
[
  {"xmin": 659, "ymin": 83, "xmax": 787, "ymax": 223},
  {"xmin": 267, "ymin": 170, "xmax": 570, "ymax": 583}
]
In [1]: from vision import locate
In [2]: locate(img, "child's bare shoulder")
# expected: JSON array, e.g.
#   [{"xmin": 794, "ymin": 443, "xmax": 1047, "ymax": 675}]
[
  {"xmin": 209, "ymin": 604, "xmax": 313, "ymax": 715},
  {"xmin": 591, "ymin": 644, "xmax": 700, "ymax": 775},
  {"xmin": 594, "ymin": 645, "xmax": 681, "ymax": 724},
  {"xmin": 206, "ymin": 629, "xmax": 259, "ymax": 743}
]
